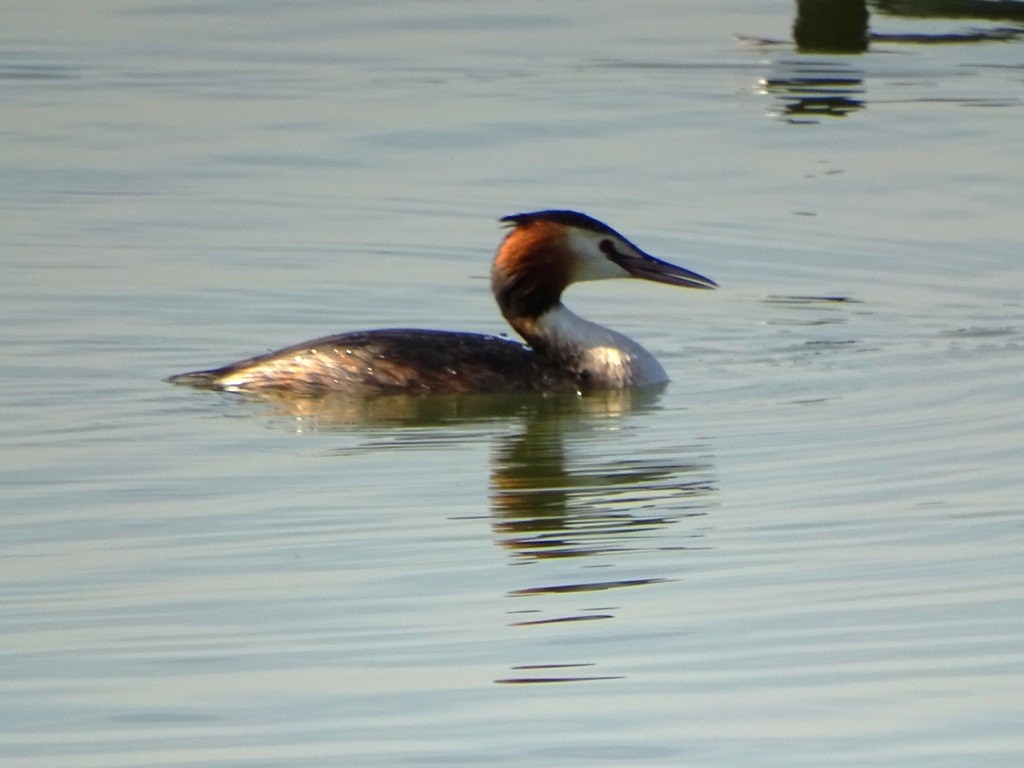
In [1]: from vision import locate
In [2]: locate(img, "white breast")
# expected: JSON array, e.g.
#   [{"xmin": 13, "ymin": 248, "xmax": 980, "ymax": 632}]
[{"xmin": 534, "ymin": 304, "xmax": 669, "ymax": 388}]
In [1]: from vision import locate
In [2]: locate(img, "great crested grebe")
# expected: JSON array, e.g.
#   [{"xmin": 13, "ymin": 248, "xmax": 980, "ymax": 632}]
[{"xmin": 168, "ymin": 210, "xmax": 717, "ymax": 394}]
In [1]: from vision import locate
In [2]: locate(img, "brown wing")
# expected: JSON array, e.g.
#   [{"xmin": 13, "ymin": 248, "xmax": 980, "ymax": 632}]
[{"xmin": 168, "ymin": 329, "xmax": 581, "ymax": 394}]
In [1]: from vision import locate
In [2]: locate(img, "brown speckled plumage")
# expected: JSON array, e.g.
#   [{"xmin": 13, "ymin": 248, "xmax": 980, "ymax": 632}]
[{"xmin": 168, "ymin": 329, "xmax": 585, "ymax": 394}]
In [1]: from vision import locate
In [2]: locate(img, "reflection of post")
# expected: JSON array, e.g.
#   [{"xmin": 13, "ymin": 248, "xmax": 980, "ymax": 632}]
[
  {"xmin": 760, "ymin": 59, "xmax": 866, "ymax": 121},
  {"xmin": 793, "ymin": 0, "xmax": 870, "ymax": 53},
  {"xmin": 872, "ymin": 0, "xmax": 1024, "ymax": 21}
]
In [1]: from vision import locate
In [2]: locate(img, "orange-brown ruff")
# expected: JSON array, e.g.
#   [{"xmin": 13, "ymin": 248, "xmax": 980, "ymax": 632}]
[{"xmin": 168, "ymin": 210, "xmax": 717, "ymax": 394}]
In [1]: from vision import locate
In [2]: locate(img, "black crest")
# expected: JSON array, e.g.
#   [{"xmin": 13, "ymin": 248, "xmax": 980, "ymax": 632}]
[{"xmin": 500, "ymin": 210, "xmax": 622, "ymax": 237}]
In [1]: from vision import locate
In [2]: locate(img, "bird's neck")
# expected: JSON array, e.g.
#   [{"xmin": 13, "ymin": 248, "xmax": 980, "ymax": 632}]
[{"xmin": 506, "ymin": 304, "xmax": 668, "ymax": 389}]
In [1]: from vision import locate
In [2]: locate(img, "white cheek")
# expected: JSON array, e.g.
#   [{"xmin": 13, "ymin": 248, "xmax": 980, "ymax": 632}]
[{"xmin": 567, "ymin": 231, "xmax": 630, "ymax": 281}]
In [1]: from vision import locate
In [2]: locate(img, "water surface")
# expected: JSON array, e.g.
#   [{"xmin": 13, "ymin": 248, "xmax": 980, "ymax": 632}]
[{"xmin": 3, "ymin": 1, "xmax": 1023, "ymax": 766}]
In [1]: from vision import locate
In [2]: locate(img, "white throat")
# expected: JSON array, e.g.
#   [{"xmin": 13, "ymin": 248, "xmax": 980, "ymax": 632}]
[{"xmin": 532, "ymin": 304, "xmax": 669, "ymax": 388}]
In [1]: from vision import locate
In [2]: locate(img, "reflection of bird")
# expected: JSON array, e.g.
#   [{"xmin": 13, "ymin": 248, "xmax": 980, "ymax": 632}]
[
  {"xmin": 168, "ymin": 210, "xmax": 716, "ymax": 394},
  {"xmin": 487, "ymin": 390, "xmax": 715, "ymax": 560}
]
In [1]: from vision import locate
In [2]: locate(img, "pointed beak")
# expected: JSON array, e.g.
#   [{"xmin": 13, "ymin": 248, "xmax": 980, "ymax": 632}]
[{"xmin": 614, "ymin": 249, "xmax": 717, "ymax": 290}]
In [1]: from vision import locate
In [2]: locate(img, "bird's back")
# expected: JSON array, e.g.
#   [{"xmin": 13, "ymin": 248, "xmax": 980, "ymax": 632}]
[{"xmin": 167, "ymin": 329, "xmax": 583, "ymax": 394}]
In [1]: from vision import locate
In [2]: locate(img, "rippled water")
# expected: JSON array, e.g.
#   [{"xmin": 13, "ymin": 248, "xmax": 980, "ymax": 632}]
[{"xmin": 3, "ymin": 1, "xmax": 1023, "ymax": 766}]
